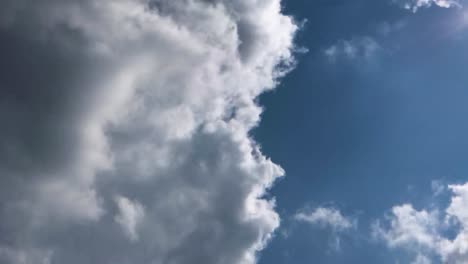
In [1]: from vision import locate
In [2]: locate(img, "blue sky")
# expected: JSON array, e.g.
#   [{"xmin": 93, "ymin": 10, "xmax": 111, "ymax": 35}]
[{"xmin": 256, "ymin": 0, "xmax": 468, "ymax": 263}]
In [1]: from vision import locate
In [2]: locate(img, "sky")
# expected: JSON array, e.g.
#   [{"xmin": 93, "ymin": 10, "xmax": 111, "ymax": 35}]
[
  {"xmin": 257, "ymin": 0, "xmax": 468, "ymax": 263},
  {"xmin": 1, "ymin": 0, "xmax": 468, "ymax": 264}
]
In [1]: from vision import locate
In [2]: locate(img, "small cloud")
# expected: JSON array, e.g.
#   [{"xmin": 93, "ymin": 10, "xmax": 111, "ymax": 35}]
[
  {"xmin": 372, "ymin": 204, "xmax": 439, "ymax": 249},
  {"xmin": 114, "ymin": 196, "xmax": 145, "ymax": 242},
  {"xmin": 394, "ymin": 0, "xmax": 461, "ymax": 12},
  {"xmin": 295, "ymin": 207, "xmax": 355, "ymax": 231},
  {"xmin": 295, "ymin": 206, "xmax": 356, "ymax": 251},
  {"xmin": 431, "ymin": 180, "xmax": 445, "ymax": 197},
  {"xmin": 324, "ymin": 37, "xmax": 381, "ymax": 63},
  {"xmin": 377, "ymin": 21, "xmax": 407, "ymax": 37}
]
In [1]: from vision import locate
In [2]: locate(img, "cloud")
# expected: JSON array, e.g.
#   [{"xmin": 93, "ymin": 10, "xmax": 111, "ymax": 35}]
[
  {"xmin": 324, "ymin": 37, "xmax": 381, "ymax": 63},
  {"xmin": 412, "ymin": 254, "xmax": 432, "ymax": 264},
  {"xmin": 0, "ymin": 247, "xmax": 53, "ymax": 264},
  {"xmin": 295, "ymin": 207, "xmax": 355, "ymax": 231},
  {"xmin": 0, "ymin": 0, "xmax": 298, "ymax": 263},
  {"xmin": 373, "ymin": 182, "xmax": 468, "ymax": 263},
  {"xmin": 372, "ymin": 204, "xmax": 439, "ymax": 249},
  {"xmin": 114, "ymin": 196, "xmax": 145, "ymax": 242},
  {"xmin": 431, "ymin": 180, "xmax": 446, "ymax": 196},
  {"xmin": 377, "ymin": 20, "xmax": 407, "ymax": 36},
  {"xmin": 394, "ymin": 0, "xmax": 461, "ymax": 12},
  {"xmin": 295, "ymin": 206, "xmax": 356, "ymax": 251}
]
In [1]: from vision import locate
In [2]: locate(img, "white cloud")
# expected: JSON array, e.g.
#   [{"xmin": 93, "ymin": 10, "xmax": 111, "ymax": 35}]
[
  {"xmin": 295, "ymin": 207, "xmax": 355, "ymax": 231},
  {"xmin": 0, "ymin": 0, "xmax": 298, "ymax": 263},
  {"xmin": 114, "ymin": 196, "xmax": 145, "ymax": 242},
  {"xmin": 372, "ymin": 204, "xmax": 439, "ymax": 249},
  {"xmin": 395, "ymin": 0, "xmax": 461, "ymax": 12},
  {"xmin": 324, "ymin": 37, "xmax": 381, "ymax": 63},
  {"xmin": 295, "ymin": 206, "xmax": 355, "ymax": 251},
  {"xmin": 374, "ymin": 182, "xmax": 468, "ymax": 263}
]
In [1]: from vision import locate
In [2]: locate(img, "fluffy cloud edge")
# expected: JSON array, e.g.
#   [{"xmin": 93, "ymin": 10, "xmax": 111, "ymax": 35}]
[{"xmin": 373, "ymin": 182, "xmax": 468, "ymax": 263}]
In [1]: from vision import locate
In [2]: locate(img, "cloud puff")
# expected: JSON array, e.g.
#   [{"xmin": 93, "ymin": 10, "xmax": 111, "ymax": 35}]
[
  {"xmin": 372, "ymin": 204, "xmax": 439, "ymax": 249},
  {"xmin": 373, "ymin": 182, "xmax": 468, "ymax": 263},
  {"xmin": 295, "ymin": 206, "xmax": 356, "ymax": 251},
  {"xmin": 295, "ymin": 207, "xmax": 355, "ymax": 231},
  {"xmin": 394, "ymin": 0, "xmax": 461, "ymax": 12},
  {"xmin": 431, "ymin": 180, "xmax": 446, "ymax": 197},
  {"xmin": 114, "ymin": 196, "xmax": 145, "ymax": 242},
  {"xmin": 324, "ymin": 37, "xmax": 381, "ymax": 63},
  {"xmin": 0, "ymin": 0, "xmax": 297, "ymax": 263}
]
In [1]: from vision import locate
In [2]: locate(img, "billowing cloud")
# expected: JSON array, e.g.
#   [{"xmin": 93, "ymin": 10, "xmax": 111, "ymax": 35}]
[
  {"xmin": 373, "ymin": 182, "xmax": 468, "ymax": 263},
  {"xmin": 0, "ymin": 0, "xmax": 298, "ymax": 263},
  {"xmin": 394, "ymin": 0, "xmax": 461, "ymax": 12}
]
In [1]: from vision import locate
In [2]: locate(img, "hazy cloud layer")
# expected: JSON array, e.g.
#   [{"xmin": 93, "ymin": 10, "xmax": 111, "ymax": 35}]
[
  {"xmin": 0, "ymin": 0, "xmax": 297, "ymax": 263},
  {"xmin": 374, "ymin": 182, "xmax": 468, "ymax": 263}
]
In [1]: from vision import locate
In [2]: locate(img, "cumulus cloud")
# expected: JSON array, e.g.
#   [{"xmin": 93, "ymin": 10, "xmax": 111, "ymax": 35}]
[
  {"xmin": 373, "ymin": 182, "xmax": 468, "ymax": 263},
  {"xmin": 394, "ymin": 0, "xmax": 461, "ymax": 12},
  {"xmin": 324, "ymin": 37, "xmax": 381, "ymax": 63},
  {"xmin": 0, "ymin": 0, "xmax": 297, "ymax": 263},
  {"xmin": 372, "ymin": 204, "xmax": 439, "ymax": 249}
]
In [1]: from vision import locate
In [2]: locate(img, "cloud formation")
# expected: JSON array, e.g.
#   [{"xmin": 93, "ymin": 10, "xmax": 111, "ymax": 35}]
[
  {"xmin": 0, "ymin": 0, "xmax": 297, "ymax": 263},
  {"xmin": 373, "ymin": 182, "xmax": 468, "ymax": 263}
]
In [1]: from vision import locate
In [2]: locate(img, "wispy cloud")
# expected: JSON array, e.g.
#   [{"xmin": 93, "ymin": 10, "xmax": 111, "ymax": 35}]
[
  {"xmin": 295, "ymin": 206, "xmax": 356, "ymax": 251},
  {"xmin": 431, "ymin": 180, "xmax": 446, "ymax": 197},
  {"xmin": 324, "ymin": 37, "xmax": 381, "ymax": 63},
  {"xmin": 295, "ymin": 207, "xmax": 355, "ymax": 231}
]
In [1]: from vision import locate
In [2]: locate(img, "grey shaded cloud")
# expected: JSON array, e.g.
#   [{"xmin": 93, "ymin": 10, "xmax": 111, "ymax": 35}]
[
  {"xmin": 0, "ymin": 0, "xmax": 297, "ymax": 263},
  {"xmin": 114, "ymin": 195, "xmax": 145, "ymax": 242}
]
